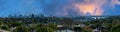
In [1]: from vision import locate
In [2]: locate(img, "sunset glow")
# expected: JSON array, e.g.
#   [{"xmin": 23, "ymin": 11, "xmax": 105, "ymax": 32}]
[{"xmin": 0, "ymin": 0, "xmax": 120, "ymax": 17}]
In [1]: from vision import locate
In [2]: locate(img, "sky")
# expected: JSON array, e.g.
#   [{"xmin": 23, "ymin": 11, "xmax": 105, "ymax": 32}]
[{"xmin": 0, "ymin": 0, "xmax": 120, "ymax": 17}]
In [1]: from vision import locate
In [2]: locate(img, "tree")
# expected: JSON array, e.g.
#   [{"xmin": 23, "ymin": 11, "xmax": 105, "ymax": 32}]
[
  {"xmin": 48, "ymin": 23, "xmax": 57, "ymax": 30},
  {"xmin": 9, "ymin": 22, "xmax": 23, "ymax": 27},
  {"xmin": 0, "ymin": 25, "xmax": 10, "ymax": 30},
  {"xmin": 111, "ymin": 25, "xmax": 120, "ymax": 32},
  {"xmin": 12, "ymin": 26, "xmax": 29, "ymax": 32},
  {"xmin": 34, "ymin": 23, "xmax": 54, "ymax": 32},
  {"xmin": 36, "ymin": 27, "xmax": 54, "ymax": 32}
]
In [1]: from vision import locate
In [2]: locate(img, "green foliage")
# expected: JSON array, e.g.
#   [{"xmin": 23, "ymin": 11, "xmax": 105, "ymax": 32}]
[
  {"xmin": 0, "ymin": 25, "xmax": 10, "ymax": 30},
  {"xmin": 48, "ymin": 23, "xmax": 57, "ymax": 30},
  {"xmin": 12, "ymin": 26, "xmax": 29, "ymax": 32},
  {"xmin": 36, "ymin": 27, "xmax": 54, "ymax": 32},
  {"xmin": 34, "ymin": 23, "xmax": 55, "ymax": 32},
  {"xmin": 111, "ymin": 25, "xmax": 120, "ymax": 32},
  {"xmin": 0, "ymin": 14, "xmax": 120, "ymax": 32},
  {"xmin": 9, "ymin": 22, "xmax": 23, "ymax": 27}
]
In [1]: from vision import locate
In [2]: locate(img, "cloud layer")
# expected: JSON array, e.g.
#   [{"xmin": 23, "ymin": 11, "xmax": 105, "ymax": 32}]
[
  {"xmin": 41, "ymin": 0, "xmax": 120, "ymax": 16},
  {"xmin": 0, "ymin": 0, "xmax": 120, "ymax": 17}
]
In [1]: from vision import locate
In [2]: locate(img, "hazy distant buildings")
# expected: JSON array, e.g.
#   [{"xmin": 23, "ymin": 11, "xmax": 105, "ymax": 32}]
[{"xmin": 73, "ymin": 16, "xmax": 107, "ymax": 22}]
